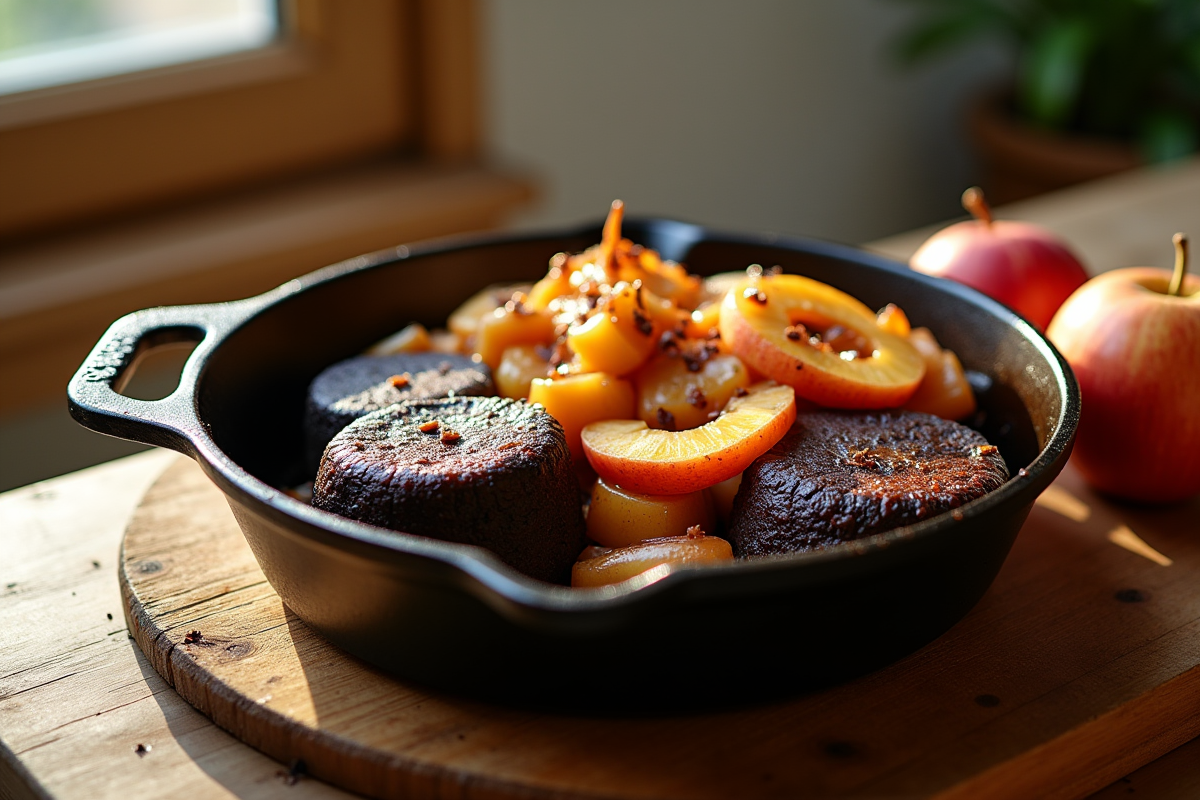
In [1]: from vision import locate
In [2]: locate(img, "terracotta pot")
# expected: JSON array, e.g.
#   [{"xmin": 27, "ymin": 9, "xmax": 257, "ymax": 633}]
[{"xmin": 967, "ymin": 89, "xmax": 1142, "ymax": 205}]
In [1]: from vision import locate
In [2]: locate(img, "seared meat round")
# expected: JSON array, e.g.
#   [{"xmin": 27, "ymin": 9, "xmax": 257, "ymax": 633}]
[
  {"xmin": 304, "ymin": 352, "xmax": 492, "ymax": 473},
  {"xmin": 313, "ymin": 396, "xmax": 586, "ymax": 584},
  {"xmin": 730, "ymin": 410, "xmax": 1008, "ymax": 555}
]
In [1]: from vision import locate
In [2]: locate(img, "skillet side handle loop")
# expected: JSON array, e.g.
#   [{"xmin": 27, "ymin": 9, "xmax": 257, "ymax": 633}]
[{"xmin": 67, "ymin": 298, "xmax": 263, "ymax": 457}]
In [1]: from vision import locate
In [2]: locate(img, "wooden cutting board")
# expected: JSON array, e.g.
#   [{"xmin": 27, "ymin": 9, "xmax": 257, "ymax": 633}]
[{"xmin": 119, "ymin": 457, "xmax": 1200, "ymax": 800}]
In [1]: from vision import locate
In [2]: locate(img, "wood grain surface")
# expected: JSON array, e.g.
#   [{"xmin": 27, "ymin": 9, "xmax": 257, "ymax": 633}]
[
  {"xmin": 117, "ymin": 457, "xmax": 1200, "ymax": 800},
  {"xmin": 0, "ymin": 452, "xmax": 355, "ymax": 800}
]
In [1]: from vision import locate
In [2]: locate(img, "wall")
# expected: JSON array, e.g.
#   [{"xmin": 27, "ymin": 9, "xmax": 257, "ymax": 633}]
[{"xmin": 483, "ymin": 0, "xmax": 1009, "ymax": 244}]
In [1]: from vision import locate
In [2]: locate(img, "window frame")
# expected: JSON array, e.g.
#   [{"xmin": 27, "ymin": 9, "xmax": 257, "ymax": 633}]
[
  {"xmin": 0, "ymin": 0, "xmax": 428, "ymax": 239},
  {"xmin": 0, "ymin": 0, "xmax": 531, "ymax": 417}
]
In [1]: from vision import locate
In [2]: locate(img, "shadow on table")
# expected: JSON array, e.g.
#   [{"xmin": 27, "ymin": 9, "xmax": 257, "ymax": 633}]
[{"xmin": 133, "ymin": 635, "xmax": 346, "ymax": 797}]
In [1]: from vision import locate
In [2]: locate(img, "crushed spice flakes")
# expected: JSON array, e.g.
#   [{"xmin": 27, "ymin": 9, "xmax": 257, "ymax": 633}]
[
  {"xmin": 656, "ymin": 408, "xmax": 676, "ymax": 431},
  {"xmin": 387, "ymin": 373, "xmax": 411, "ymax": 389},
  {"xmin": 547, "ymin": 338, "xmax": 573, "ymax": 370},
  {"xmin": 183, "ymin": 630, "xmax": 203, "ymax": 644},
  {"xmin": 632, "ymin": 308, "xmax": 653, "ymax": 336}
]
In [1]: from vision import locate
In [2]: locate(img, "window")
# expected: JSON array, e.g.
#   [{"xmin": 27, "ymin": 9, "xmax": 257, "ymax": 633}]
[
  {"xmin": 0, "ymin": 0, "xmax": 531, "ymax": 436},
  {"xmin": 0, "ymin": 0, "xmax": 280, "ymax": 96},
  {"xmin": 0, "ymin": 0, "xmax": 419, "ymax": 238}
]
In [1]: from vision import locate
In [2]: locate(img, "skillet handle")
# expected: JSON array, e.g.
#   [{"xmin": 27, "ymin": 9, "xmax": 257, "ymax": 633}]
[{"xmin": 68, "ymin": 297, "xmax": 269, "ymax": 456}]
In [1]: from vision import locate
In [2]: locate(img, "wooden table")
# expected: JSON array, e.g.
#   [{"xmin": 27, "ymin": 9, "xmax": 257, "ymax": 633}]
[{"xmin": 3, "ymin": 160, "xmax": 1199, "ymax": 799}]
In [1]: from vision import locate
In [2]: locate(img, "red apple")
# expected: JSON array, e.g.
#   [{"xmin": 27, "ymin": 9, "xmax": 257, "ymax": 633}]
[
  {"xmin": 1046, "ymin": 234, "xmax": 1200, "ymax": 503},
  {"xmin": 911, "ymin": 187, "xmax": 1089, "ymax": 330}
]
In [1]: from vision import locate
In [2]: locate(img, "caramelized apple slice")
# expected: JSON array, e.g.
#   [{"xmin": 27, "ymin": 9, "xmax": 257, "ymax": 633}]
[
  {"xmin": 719, "ymin": 274, "xmax": 925, "ymax": 408},
  {"xmin": 495, "ymin": 345, "xmax": 551, "ymax": 399},
  {"xmin": 580, "ymin": 382, "xmax": 795, "ymax": 494},
  {"xmin": 474, "ymin": 304, "xmax": 556, "ymax": 369},
  {"xmin": 447, "ymin": 282, "xmax": 531, "ymax": 339},
  {"xmin": 529, "ymin": 372, "xmax": 636, "ymax": 463},
  {"xmin": 634, "ymin": 351, "xmax": 751, "ymax": 431},
  {"xmin": 615, "ymin": 248, "xmax": 702, "ymax": 309},
  {"xmin": 587, "ymin": 477, "xmax": 716, "ymax": 547},
  {"xmin": 364, "ymin": 323, "xmax": 432, "ymax": 355},
  {"xmin": 526, "ymin": 254, "xmax": 574, "ymax": 310},
  {"xmin": 684, "ymin": 300, "xmax": 723, "ymax": 340},
  {"xmin": 568, "ymin": 281, "xmax": 658, "ymax": 375},
  {"xmin": 571, "ymin": 532, "xmax": 733, "ymax": 588},
  {"xmin": 902, "ymin": 327, "xmax": 977, "ymax": 421},
  {"xmin": 875, "ymin": 303, "xmax": 911, "ymax": 337}
]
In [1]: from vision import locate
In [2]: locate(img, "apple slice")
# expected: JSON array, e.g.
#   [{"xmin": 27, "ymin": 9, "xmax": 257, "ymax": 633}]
[
  {"xmin": 719, "ymin": 273, "xmax": 925, "ymax": 408},
  {"xmin": 571, "ymin": 533, "xmax": 733, "ymax": 588},
  {"xmin": 580, "ymin": 382, "xmax": 796, "ymax": 494},
  {"xmin": 902, "ymin": 327, "xmax": 977, "ymax": 421},
  {"xmin": 586, "ymin": 477, "xmax": 716, "ymax": 547},
  {"xmin": 447, "ymin": 282, "xmax": 531, "ymax": 339},
  {"xmin": 529, "ymin": 371, "xmax": 635, "ymax": 464}
]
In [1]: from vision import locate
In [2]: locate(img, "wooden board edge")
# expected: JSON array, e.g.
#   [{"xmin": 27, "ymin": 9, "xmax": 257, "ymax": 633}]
[
  {"xmin": 116, "ymin": 460, "xmax": 585, "ymax": 800},
  {"xmin": 934, "ymin": 666, "xmax": 1200, "ymax": 800}
]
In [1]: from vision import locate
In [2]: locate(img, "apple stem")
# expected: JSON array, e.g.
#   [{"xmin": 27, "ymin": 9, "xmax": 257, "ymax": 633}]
[
  {"xmin": 1169, "ymin": 233, "xmax": 1189, "ymax": 297},
  {"xmin": 962, "ymin": 187, "xmax": 993, "ymax": 227}
]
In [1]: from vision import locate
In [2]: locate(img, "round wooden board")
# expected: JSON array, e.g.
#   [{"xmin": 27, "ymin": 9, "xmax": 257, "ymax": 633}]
[{"xmin": 120, "ymin": 457, "xmax": 1200, "ymax": 800}]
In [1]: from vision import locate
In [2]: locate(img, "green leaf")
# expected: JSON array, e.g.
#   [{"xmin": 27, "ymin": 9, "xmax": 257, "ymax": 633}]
[
  {"xmin": 1018, "ymin": 18, "xmax": 1093, "ymax": 128},
  {"xmin": 1140, "ymin": 111, "xmax": 1198, "ymax": 162}
]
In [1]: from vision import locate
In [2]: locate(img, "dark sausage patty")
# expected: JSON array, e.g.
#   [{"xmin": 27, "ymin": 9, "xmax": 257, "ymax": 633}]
[
  {"xmin": 730, "ymin": 410, "xmax": 1009, "ymax": 555},
  {"xmin": 304, "ymin": 352, "xmax": 492, "ymax": 473},
  {"xmin": 313, "ymin": 396, "xmax": 586, "ymax": 584}
]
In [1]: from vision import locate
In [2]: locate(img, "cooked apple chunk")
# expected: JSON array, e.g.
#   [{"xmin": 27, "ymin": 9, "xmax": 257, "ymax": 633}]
[{"xmin": 580, "ymin": 381, "xmax": 795, "ymax": 494}]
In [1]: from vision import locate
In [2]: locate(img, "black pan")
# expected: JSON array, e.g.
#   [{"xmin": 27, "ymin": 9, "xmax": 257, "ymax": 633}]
[{"xmin": 69, "ymin": 219, "xmax": 1079, "ymax": 709}]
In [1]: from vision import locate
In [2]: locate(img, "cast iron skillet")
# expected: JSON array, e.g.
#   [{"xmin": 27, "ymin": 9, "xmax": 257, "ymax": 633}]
[{"xmin": 69, "ymin": 219, "xmax": 1078, "ymax": 709}]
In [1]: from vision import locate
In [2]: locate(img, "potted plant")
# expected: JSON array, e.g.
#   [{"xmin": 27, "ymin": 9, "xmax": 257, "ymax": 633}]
[{"xmin": 892, "ymin": 0, "xmax": 1200, "ymax": 203}]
